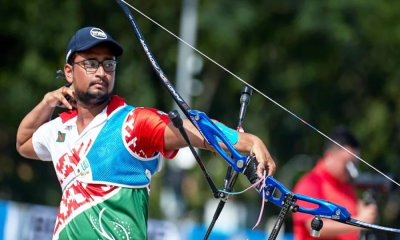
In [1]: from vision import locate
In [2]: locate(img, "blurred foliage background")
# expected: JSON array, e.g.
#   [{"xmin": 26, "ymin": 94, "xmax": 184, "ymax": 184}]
[{"xmin": 2, "ymin": 0, "xmax": 400, "ymax": 237}]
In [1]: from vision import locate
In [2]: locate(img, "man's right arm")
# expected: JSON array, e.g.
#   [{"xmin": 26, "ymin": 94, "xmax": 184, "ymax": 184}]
[{"xmin": 16, "ymin": 86, "xmax": 75, "ymax": 159}]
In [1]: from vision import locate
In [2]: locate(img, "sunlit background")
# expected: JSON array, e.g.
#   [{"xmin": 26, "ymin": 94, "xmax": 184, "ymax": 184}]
[{"xmin": 1, "ymin": 0, "xmax": 400, "ymax": 239}]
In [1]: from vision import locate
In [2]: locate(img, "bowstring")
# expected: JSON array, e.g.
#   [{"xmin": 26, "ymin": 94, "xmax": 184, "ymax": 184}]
[{"xmin": 121, "ymin": 0, "xmax": 400, "ymax": 187}]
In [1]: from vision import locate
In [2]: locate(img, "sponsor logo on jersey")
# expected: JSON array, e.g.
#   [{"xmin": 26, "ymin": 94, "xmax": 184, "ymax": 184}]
[
  {"xmin": 78, "ymin": 158, "xmax": 92, "ymax": 179},
  {"xmin": 80, "ymin": 158, "xmax": 90, "ymax": 171}
]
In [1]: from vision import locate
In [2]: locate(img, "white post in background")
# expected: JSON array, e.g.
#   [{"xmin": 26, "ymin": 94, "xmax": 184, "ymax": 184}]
[
  {"xmin": 172, "ymin": 0, "xmax": 204, "ymax": 171},
  {"xmin": 161, "ymin": 0, "xmax": 204, "ymax": 223}
]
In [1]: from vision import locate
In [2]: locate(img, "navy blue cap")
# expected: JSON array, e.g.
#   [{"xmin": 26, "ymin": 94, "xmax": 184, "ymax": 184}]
[{"xmin": 66, "ymin": 27, "xmax": 123, "ymax": 63}]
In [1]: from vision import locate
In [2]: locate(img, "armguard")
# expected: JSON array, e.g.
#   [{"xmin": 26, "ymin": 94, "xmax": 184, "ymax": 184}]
[{"xmin": 214, "ymin": 122, "xmax": 239, "ymax": 145}]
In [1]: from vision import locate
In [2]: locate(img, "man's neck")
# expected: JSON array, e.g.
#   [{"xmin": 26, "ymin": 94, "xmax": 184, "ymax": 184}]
[{"xmin": 75, "ymin": 99, "xmax": 110, "ymax": 134}]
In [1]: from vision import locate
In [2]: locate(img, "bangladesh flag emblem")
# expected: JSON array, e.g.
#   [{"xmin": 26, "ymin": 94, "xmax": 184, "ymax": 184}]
[{"xmin": 57, "ymin": 131, "xmax": 66, "ymax": 142}]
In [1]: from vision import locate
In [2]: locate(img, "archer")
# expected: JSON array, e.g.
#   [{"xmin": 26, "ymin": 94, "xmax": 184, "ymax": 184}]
[{"xmin": 16, "ymin": 26, "xmax": 276, "ymax": 240}]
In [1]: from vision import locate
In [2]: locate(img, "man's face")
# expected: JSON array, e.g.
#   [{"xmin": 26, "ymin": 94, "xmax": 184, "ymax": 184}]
[
  {"xmin": 70, "ymin": 44, "xmax": 116, "ymax": 106},
  {"xmin": 325, "ymin": 146, "xmax": 359, "ymax": 182}
]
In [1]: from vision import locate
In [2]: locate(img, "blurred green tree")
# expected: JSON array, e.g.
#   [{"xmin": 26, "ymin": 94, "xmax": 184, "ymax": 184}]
[{"xmin": 1, "ymin": 0, "xmax": 400, "ymax": 235}]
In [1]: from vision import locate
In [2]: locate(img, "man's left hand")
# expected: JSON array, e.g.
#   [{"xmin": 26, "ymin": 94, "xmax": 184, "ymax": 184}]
[{"xmin": 250, "ymin": 137, "xmax": 276, "ymax": 177}]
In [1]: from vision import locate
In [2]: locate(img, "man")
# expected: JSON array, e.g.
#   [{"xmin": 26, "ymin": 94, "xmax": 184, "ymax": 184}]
[
  {"xmin": 293, "ymin": 126, "xmax": 377, "ymax": 240},
  {"xmin": 16, "ymin": 27, "xmax": 276, "ymax": 240}
]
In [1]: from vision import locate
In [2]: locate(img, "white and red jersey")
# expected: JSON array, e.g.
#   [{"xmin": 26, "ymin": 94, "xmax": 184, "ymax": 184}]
[{"xmin": 32, "ymin": 95, "xmax": 178, "ymax": 239}]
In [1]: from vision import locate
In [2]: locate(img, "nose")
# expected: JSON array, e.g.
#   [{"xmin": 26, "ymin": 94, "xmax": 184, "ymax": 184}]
[{"xmin": 95, "ymin": 63, "xmax": 106, "ymax": 77}]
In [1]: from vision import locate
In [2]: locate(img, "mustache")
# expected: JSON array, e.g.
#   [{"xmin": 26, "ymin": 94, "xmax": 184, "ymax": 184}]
[{"xmin": 89, "ymin": 78, "xmax": 109, "ymax": 87}]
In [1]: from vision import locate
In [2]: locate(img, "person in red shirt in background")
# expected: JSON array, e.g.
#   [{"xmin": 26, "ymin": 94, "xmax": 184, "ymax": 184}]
[{"xmin": 293, "ymin": 126, "xmax": 377, "ymax": 240}]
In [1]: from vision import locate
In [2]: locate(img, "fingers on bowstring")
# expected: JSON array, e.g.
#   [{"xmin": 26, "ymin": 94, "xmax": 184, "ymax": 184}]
[
  {"xmin": 64, "ymin": 85, "xmax": 77, "ymax": 107},
  {"xmin": 58, "ymin": 87, "xmax": 74, "ymax": 109},
  {"xmin": 58, "ymin": 98, "xmax": 73, "ymax": 109}
]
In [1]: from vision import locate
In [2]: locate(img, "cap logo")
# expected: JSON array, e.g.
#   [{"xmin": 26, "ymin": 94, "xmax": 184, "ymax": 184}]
[{"xmin": 90, "ymin": 28, "xmax": 107, "ymax": 40}]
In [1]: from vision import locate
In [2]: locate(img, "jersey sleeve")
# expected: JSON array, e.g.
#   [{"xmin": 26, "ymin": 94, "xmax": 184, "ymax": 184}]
[
  {"xmin": 292, "ymin": 174, "xmax": 324, "ymax": 225},
  {"xmin": 32, "ymin": 120, "xmax": 57, "ymax": 161},
  {"xmin": 126, "ymin": 108, "xmax": 178, "ymax": 159}
]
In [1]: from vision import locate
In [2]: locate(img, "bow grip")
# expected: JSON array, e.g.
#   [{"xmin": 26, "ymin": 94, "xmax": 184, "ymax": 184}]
[{"xmin": 243, "ymin": 156, "xmax": 263, "ymax": 191}]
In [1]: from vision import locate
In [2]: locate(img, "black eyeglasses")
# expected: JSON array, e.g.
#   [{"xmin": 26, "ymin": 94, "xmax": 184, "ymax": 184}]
[{"xmin": 72, "ymin": 59, "xmax": 118, "ymax": 73}]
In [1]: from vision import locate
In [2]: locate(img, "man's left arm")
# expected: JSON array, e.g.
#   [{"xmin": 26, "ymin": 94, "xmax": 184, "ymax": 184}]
[{"xmin": 164, "ymin": 119, "xmax": 276, "ymax": 177}]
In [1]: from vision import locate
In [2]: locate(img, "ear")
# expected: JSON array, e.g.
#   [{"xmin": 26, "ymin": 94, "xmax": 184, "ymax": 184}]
[{"xmin": 64, "ymin": 64, "xmax": 74, "ymax": 84}]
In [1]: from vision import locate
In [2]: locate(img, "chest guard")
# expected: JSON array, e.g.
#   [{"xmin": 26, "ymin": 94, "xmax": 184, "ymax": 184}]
[{"xmin": 81, "ymin": 106, "xmax": 162, "ymax": 188}]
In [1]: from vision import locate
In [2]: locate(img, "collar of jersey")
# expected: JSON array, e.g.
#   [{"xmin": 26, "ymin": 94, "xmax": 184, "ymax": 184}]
[{"xmin": 59, "ymin": 95, "xmax": 126, "ymax": 126}]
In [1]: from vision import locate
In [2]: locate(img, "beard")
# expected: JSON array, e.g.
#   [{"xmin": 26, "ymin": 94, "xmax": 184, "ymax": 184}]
[{"xmin": 73, "ymin": 77, "xmax": 112, "ymax": 107}]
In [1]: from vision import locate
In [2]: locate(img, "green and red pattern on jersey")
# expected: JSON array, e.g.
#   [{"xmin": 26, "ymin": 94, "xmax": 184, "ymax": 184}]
[{"xmin": 55, "ymin": 182, "xmax": 149, "ymax": 240}]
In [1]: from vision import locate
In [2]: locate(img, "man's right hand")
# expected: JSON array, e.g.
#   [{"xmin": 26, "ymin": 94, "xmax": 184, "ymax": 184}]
[
  {"xmin": 356, "ymin": 201, "xmax": 378, "ymax": 224},
  {"xmin": 43, "ymin": 86, "xmax": 75, "ymax": 109},
  {"xmin": 17, "ymin": 85, "xmax": 74, "ymax": 159}
]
